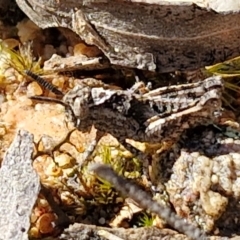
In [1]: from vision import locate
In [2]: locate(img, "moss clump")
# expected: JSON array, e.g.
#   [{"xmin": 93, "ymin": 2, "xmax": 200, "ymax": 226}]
[
  {"xmin": 81, "ymin": 145, "xmax": 142, "ymax": 205},
  {"xmin": 0, "ymin": 41, "xmax": 42, "ymax": 83}
]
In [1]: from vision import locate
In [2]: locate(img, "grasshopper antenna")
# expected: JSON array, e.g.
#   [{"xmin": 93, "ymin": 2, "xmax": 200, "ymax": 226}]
[
  {"xmin": 29, "ymin": 95, "xmax": 67, "ymax": 106},
  {"xmin": 29, "ymin": 95, "xmax": 78, "ymax": 127},
  {"xmin": 25, "ymin": 70, "xmax": 64, "ymax": 96}
]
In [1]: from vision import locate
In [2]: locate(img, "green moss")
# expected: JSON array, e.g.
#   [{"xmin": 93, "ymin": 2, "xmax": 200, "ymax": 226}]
[
  {"xmin": 81, "ymin": 145, "xmax": 142, "ymax": 205},
  {"xmin": 0, "ymin": 41, "xmax": 42, "ymax": 78},
  {"xmin": 136, "ymin": 212, "xmax": 154, "ymax": 227},
  {"xmin": 206, "ymin": 56, "xmax": 240, "ymax": 77},
  {"xmin": 205, "ymin": 58, "xmax": 240, "ymax": 111}
]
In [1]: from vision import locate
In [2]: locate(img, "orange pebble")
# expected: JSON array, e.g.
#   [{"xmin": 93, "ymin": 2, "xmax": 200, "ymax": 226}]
[{"xmin": 36, "ymin": 213, "xmax": 56, "ymax": 234}]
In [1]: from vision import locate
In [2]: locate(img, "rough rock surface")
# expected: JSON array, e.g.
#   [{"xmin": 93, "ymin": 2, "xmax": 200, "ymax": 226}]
[
  {"xmin": 0, "ymin": 130, "xmax": 40, "ymax": 240},
  {"xmin": 15, "ymin": 0, "xmax": 240, "ymax": 72}
]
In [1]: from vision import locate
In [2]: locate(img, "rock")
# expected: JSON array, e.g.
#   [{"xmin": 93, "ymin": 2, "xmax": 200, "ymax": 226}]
[
  {"xmin": 16, "ymin": 0, "xmax": 240, "ymax": 72},
  {"xmin": 0, "ymin": 130, "xmax": 40, "ymax": 240}
]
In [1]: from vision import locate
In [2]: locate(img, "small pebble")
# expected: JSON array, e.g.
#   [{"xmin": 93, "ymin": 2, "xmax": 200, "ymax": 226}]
[
  {"xmin": 98, "ymin": 217, "xmax": 106, "ymax": 225},
  {"xmin": 27, "ymin": 82, "xmax": 43, "ymax": 96}
]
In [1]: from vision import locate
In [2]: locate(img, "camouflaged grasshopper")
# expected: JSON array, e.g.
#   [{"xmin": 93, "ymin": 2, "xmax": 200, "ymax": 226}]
[{"xmin": 27, "ymin": 71, "xmax": 223, "ymax": 150}]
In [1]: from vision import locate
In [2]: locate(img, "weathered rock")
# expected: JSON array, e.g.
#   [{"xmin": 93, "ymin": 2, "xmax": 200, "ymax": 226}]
[
  {"xmin": 0, "ymin": 130, "xmax": 40, "ymax": 240},
  {"xmin": 16, "ymin": 0, "xmax": 240, "ymax": 72}
]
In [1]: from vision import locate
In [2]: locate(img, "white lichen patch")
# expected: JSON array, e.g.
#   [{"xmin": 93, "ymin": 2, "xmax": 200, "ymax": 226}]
[{"xmin": 166, "ymin": 150, "xmax": 240, "ymax": 232}]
